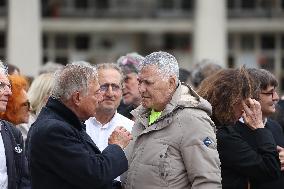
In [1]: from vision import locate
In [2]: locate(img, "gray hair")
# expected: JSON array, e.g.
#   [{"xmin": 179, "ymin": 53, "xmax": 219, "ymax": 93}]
[
  {"xmin": 28, "ymin": 73, "xmax": 55, "ymax": 116},
  {"xmin": 247, "ymin": 68, "xmax": 278, "ymax": 100},
  {"xmin": 141, "ymin": 51, "xmax": 179, "ymax": 83},
  {"xmin": 39, "ymin": 61, "xmax": 64, "ymax": 74},
  {"xmin": 51, "ymin": 62, "xmax": 98, "ymax": 101},
  {"xmin": 97, "ymin": 63, "xmax": 123, "ymax": 84},
  {"xmin": 117, "ymin": 52, "xmax": 144, "ymax": 74},
  {"xmin": 190, "ymin": 59, "xmax": 223, "ymax": 88}
]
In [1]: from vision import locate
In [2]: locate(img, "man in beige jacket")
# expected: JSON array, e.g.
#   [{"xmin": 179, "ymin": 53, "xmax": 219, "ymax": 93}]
[{"xmin": 121, "ymin": 51, "xmax": 222, "ymax": 189}]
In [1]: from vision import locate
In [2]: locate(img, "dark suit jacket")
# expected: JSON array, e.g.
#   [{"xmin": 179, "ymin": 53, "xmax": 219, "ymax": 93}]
[
  {"xmin": 235, "ymin": 120, "xmax": 284, "ymax": 189},
  {"xmin": 26, "ymin": 97, "xmax": 128, "ymax": 189},
  {"xmin": 217, "ymin": 125, "xmax": 281, "ymax": 189},
  {"xmin": 1, "ymin": 120, "xmax": 30, "ymax": 189}
]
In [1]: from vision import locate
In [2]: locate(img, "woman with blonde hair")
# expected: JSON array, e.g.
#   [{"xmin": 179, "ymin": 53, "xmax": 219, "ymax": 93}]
[{"xmin": 28, "ymin": 73, "xmax": 55, "ymax": 116}]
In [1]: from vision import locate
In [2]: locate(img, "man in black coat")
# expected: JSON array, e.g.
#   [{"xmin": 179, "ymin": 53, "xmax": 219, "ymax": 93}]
[
  {"xmin": 0, "ymin": 62, "xmax": 30, "ymax": 189},
  {"xmin": 26, "ymin": 62, "xmax": 132, "ymax": 189},
  {"xmin": 1, "ymin": 121, "xmax": 30, "ymax": 189},
  {"xmin": 235, "ymin": 68, "xmax": 284, "ymax": 189}
]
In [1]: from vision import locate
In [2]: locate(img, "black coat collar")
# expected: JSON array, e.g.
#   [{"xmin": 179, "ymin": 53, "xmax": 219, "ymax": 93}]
[{"xmin": 46, "ymin": 97, "xmax": 84, "ymax": 131}]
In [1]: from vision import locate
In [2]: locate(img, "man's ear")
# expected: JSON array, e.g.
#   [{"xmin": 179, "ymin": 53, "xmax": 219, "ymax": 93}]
[
  {"xmin": 71, "ymin": 91, "xmax": 81, "ymax": 106},
  {"xmin": 169, "ymin": 76, "xmax": 177, "ymax": 91}
]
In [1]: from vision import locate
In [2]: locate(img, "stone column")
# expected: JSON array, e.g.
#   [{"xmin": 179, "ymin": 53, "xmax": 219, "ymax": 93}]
[
  {"xmin": 193, "ymin": 0, "xmax": 227, "ymax": 66},
  {"xmin": 7, "ymin": 0, "xmax": 41, "ymax": 76}
]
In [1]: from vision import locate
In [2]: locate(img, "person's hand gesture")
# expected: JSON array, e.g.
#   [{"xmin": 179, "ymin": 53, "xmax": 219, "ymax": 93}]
[
  {"xmin": 277, "ymin": 146, "xmax": 284, "ymax": 171},
  {"xmin": 108, "ymin": 126, "xmax": 133, "ymax": 149},
  {"xmin": 242, "ymin": 98, "xmax": 264, "ymax": 130}
]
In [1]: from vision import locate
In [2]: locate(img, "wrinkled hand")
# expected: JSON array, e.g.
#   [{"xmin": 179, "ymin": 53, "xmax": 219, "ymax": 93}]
[
  {"xmin": 108, "ymin": 126, "xmax": 133, "ymax": 149},
  {"xmin": 242, "ymin": 98, "xmax": 264, "ymax": 130},
  {"xmin": 277, "ymin": 146, "xmax": 284, "ymax": 171}
]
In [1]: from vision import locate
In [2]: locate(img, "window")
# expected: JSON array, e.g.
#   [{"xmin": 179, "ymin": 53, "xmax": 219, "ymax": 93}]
[
  {"xmin": 259, "ymin": 0, "xmax": 275, "ymax": 9},
  {"xmin": 241, "ymin": 34, "xmax": 254, "ymax": 51},
  {"xmin": 0, "ymin": 32, "xmax": 5, "ymax": 48},
  {"xmin": 55, "ymin": 34, "xmax": 68, "ymax": 49},
  {"xmin": 99, "ymin": 38, "xmax": 113, "ymax": 49},
  {"xmin": 159, "ymin": 0, "xmax": 175, "ymax": 9},
  {"xmin": 261, "ymin": 34, "xmax": 275, "ymax": 50},
  {"xmin": 0, "ymin": 0, "xmax": 6, "ymax": 7},
  {"xmin": 227, "ymin": 0, "xmax": 237, "ymax": 9},
  {"xmin": 74, "ymin": 0, "xmax": 88, "ymax": 9},
  {"xmin": 228, "ymin": 55, "xmax": 235, "ymax": 68},
  {"xmin": 281, "ymin": 34, "xmax": 284, "ymax": 50},
  {"xmin": 241, "ymin": 0, "xmax": 256, "ymax": 9},
  {"xmin": 164, "ymin": 33, "xmax": 190, "ymax": 50},
  {"xmin": 42, "ymin": 34, "xmax": 48, "ymax": 49},
  {"xmin": 42, "ymin": 56, "xmax": 48, "ymax": 64},
  {"xmin": 181, "ymin": 0, "xmax": 193, "ymax": 10},
  {"xmin": 95, "ymin": 0, "xmax": 109, "ymax": 9},
  {"xmin": 281, "ymin": 77, "xmax": 284, "ymax": 91},
  {"xmin": 41, "ymin": 0, "xmax": 61, "ymax": 17},
  {"xmin": 75, "ymin": 34, "xmax": 90, "ymax": 50},
  {"xmin": 55, "ymin": 56, "xmax": 68, "ymax": 65},
  {"xmin": 228, "ymin": 35, "xmax": 234, "ymax": 50}
]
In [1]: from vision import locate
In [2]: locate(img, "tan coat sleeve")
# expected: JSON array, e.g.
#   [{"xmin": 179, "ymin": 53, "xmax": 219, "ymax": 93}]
[{"xmin": 180, "ymin": 110, "xmax": 222, "ymax": 189}]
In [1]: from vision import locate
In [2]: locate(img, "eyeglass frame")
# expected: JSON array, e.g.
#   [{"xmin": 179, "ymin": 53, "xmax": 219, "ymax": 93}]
[
  {"xmin": 260, "ymin": 90, "xmax": 277, "ymax": 98},
  {"xmin": 99, "ymin": 83, "xmax": 122, "ymax": 92},
  {"xmin": 0, "ymin": 81, "xmax": 11, "ymax": 91}
]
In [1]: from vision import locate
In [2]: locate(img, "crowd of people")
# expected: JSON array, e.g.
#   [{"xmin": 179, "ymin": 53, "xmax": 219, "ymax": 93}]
[{"xmin": 0, "ymin": 51, "xmax": 284, "ymax": 189}]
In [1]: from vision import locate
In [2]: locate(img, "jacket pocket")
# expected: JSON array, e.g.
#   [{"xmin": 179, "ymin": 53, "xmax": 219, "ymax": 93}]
[{"xmin": 154, "ymin": 144, "xmax": 171, "ymax": 185}]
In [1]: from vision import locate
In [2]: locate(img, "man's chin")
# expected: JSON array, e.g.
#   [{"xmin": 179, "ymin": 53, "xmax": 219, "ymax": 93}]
[
  {"xmin": 99, "ymin": 105, "xmax": 116, "ymax": 112},
  {"xmin": 141, "ymin": 102, "xmax": 151, "ymax": 109}
]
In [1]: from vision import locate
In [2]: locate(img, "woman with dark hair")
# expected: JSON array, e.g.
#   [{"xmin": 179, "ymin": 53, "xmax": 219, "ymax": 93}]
[{"xmin": 197, "ymin": 67, "xmax": 281, "ymax": 189}]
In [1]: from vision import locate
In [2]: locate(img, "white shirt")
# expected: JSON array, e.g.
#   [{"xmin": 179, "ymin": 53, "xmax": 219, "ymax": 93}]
[
  {"xmin": 0, "ymin": 127, "xmax": 8, "ymax": 189},
  {"xmin": 85, "ymin": 112, "xmax": 134, "ymax": 152}
]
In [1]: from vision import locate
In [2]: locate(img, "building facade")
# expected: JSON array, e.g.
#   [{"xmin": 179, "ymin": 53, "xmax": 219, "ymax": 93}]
[{"xmin": 1, "ymin": 0, "xmax": 284, "ymax": 92}]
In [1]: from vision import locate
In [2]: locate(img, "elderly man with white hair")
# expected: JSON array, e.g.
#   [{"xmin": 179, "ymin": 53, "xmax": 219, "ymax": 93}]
[
  {"xmin": 121, "ymin": 51, "xmax": 222, "ymax": 189},
  {"xmin": 27, "ymin": 62, "xmax": 132, "ymax": 189}
]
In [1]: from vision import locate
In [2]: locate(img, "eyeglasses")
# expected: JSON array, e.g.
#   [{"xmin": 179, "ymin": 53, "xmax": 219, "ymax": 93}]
[
  {"xmin": 100, "ymin": 83, "xmax": 121, "ymax": 92},
  {"xmin": 0, "ymin": 82, "xmax": 11, "ymax": 91},
  {"xmin": 260, "ymin": 90, "xmax": 277, "ymax": 98}
]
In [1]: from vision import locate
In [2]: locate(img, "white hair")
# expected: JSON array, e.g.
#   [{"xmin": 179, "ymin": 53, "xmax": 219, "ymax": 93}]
[
  {"xmin": 51, "ymin": 62, "xmax": 98, "ymax": 101},
  {"xmin": 141, "ymin": 51, "xmax": 179, "ymax": 84},
  {"xmin": 0, "ymin": 60, "xmax": 8, "ymax": 75}
]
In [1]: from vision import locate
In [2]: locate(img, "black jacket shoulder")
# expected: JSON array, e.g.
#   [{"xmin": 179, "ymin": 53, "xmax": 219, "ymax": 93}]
[
  {"xmin": 1, "ymin": 120, "xmax": 31, "ymax": 189},
  {"xmin": 217, "ymin": 125, "xmax": 281, "ymax": 189}
]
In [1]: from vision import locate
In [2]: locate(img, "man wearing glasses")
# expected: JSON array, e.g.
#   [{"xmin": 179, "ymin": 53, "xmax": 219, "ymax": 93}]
[
  {"xmin": 235, "ymin": 68, "xmax": 284, "ymax": 189},
  {"xmin": 85, "ymin": 63, "xmax": 134, "ymax": 188},
  {"xmin": 85, "ymin": 63, "xmax": 133, "ymax": 151},
  {"xmin": 0, "ymin": 61, "xmax": 30, "ymax": 189}
]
